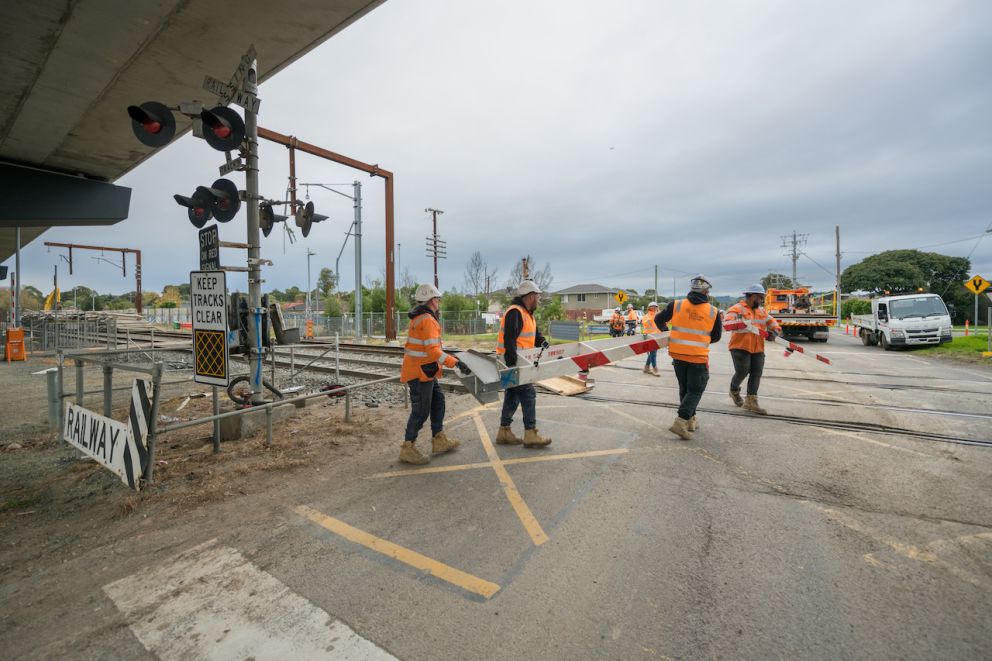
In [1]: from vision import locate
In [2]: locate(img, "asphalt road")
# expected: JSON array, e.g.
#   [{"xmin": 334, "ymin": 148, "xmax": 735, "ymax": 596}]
[{"xmin": 4, "ymin": 329, "xmax": 992, "ymax": 660}]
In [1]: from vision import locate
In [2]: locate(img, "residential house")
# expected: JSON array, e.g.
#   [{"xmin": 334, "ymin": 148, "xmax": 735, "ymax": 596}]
[{"xmin": 553, "ymin": 284, "xmax": 619, "ymax": 321}]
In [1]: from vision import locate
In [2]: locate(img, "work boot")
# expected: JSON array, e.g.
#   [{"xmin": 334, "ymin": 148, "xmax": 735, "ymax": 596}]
[
  {"xmin": 399, "ymin": 441, "xmax": 430, "ymax": 465},
  {"xmin": 668, "ymin": 416, "xmax": 693, "ymax": 441},
  {"xmin": 495, "ymin": 426, "xmax": 523, "ymax": 445},
  {"xmin": 643, "ymin": 365, "xmax": 652, "ymax": 375},
  {"xmin": 523, "ymin": 428, "xmax": 552, "ymax": 448},
  {"xmin": 651, "ymin": 366, "xmax": 660, "ymax": 377},
  {"xmin": 729, "ymin": 388, "xmax": 744, "ymax": 407},
  {"xmin": 431, "ymin": 431, "xmax": 460, "ymax": 454},
  {"xmin": 743, "ymin": 395, "xmax": 768, "ymax": 415},
  {"xmin": 687, "ymin": 416, "xmax": 698, "ymax": 432}
]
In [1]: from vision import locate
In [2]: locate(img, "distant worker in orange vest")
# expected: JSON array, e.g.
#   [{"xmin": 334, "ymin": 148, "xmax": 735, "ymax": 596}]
[
  {"xmin": 642, "ymin": 301, "xmax": 661, "ymax": 376},
  {"xmin": 609, "ymin": 307, "xmax": 625, "ymax": 337},
  {"xmin": 653, "ymin": 274, "xmax": 723, "ymax": 440},
  {"xmin": 625, "ymin": 303, "xmax": 639, "ymax": 334},
  {"xmin": 495, "ymin": 280, "xmax": 552, "ymax": 448},
  {"xmin": 399, "ymin": 283, "xmax": 472, "ymax": 465},
  {"xmin": 724, "ymin": 283, "xmax": 781, "ymax": 415}
]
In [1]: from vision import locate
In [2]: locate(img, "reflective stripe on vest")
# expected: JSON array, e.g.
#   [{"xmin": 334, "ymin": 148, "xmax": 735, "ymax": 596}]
[
  {"xmin": 668, "ymin": 299, "xmax": 715, "ymax": 356},
  {"xmin": 496, "ymin": 304, "xmax": 537, "ymax": 355}
]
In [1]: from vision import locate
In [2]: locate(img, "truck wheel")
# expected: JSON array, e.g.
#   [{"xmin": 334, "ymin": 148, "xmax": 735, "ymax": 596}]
[
  {"xmin": 860, "ymin": 330, "xmax": 871, "ymax": 346},
  {"xmin": 880, "ymin": 334, "xmax": 892, "ymax": 351}
]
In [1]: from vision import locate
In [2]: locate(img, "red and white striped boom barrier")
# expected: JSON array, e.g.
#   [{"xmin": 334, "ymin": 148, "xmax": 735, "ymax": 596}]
[{"xmin": 723, "ymin": 321, "xmax": 832, "ymax": 365}]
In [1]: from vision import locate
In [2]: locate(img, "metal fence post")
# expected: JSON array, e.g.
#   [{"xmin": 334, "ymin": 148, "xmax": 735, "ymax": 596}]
[
  {"xmin": 212, "ymin": 386, "xmax": 221, "ymax": 453},
  {"xmin": 56, "ymin": 351, "xmax": 65, "ymax": 443},
  {"xmin": 143, "ymin": 362, "xmax": 164, "ymax": 485},
  {"xmin": 335, "ymin": 332, "xmax": 340, "ymax": 381},
  {"xmin": 102, "ymin": 364, "xmax": 113, "ymax": 417},
  {"xmin": 290, "ymin": 346, "xmax": 295, "ymax": 378},
  {"xmin": 75, "ymin": 359, "xmax": 85, "ymax": 406},
  {"xmin": 265, "ymin": 406, "xmax": 273, "ymax": 446},
  {"xmin": 270, "ymin": 346, "xmax": 276, "ymax": 390},
  {"xmin": 46, "ymin": 368, "xmax": 58, "ymax": 432},
  {"xmin": 345, "ymin": 389, "xmax": 351, "ymax": 422}
]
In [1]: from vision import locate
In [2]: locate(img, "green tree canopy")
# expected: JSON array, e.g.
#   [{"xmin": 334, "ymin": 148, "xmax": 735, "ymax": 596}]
[
  {"xmin": 761, "ymin": 273, "xmax": 797, "ymax": 289},
  {"xmin": 841, "ymin": 250, "xmax": 969, "ymax": 295}
]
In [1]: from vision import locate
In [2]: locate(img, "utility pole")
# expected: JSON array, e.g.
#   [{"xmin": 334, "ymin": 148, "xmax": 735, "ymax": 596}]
[
  {"xmin": 654, "ymin": 264, "xmax": 658, "ymax": 300},
  {"xmin": 835, "ymin": 225, "xmax": 841, "ymax": 324},
  {"xmin": 306, "ymin": 249, "xmax": 316, "ymax": 321},
  {"xmin": 354, "ymin": 181, "xmax": 363, "ymax": 339},
  {"xmin": 522, "ymin": 256, "xmax": 530, "ymax": 280},
  {"xmin": 396, "ymin": 242, "xmax": 401, "ymax": 292},
  {"xmin": 14, "ymin": 226, "xmax": 20, "ymax": 326},
  {"xmin": 425, "ymin": 208, "xmax": 445, "ymax": 288},
  {"xmin": 243, "ymin": 56, "xmax": 265, "ymax": 405},
  {"xmin": 781, "ymin": 231, "xmax": 808, "ymax": 286}
]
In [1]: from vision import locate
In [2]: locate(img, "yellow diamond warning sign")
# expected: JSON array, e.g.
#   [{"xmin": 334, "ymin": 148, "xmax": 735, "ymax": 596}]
[
  {"xmin": 964, "ymin": 274, "xmax": 989, "ymax": 295},
  {"xmin": 615, "ymin": 290, "xmax": 627, "ymax": 305},
  {"xmin": 191, "ymin": 270, "xmax": 229, "ymax": 386}
]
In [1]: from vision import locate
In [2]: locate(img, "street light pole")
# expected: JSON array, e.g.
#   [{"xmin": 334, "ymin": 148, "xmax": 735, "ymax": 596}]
[{"xmin": 306, "ymin": 249, "xmax": 316, "ymax": 321}]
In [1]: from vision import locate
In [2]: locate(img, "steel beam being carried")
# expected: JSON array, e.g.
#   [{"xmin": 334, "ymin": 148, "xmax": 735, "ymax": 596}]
[{"xmin": 455, "ymin": 332, "xmax": 669, "ymax": 404}]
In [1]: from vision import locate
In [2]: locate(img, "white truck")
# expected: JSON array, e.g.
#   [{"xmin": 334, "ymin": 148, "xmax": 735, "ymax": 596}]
[{"xmin": 850, "ymin": 293, "xmax": 952, "ymax": 350}]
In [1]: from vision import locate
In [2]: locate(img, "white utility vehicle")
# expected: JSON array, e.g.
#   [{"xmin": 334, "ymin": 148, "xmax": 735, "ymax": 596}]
[{"xmin": 850, "ymin": 293, "xmax": 952, "ymax": 350}]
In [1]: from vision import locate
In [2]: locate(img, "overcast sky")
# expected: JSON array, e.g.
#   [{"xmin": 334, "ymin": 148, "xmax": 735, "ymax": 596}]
[{"xmin": 12, "ymin": 0, "xmax": 992, "ymax": 299}]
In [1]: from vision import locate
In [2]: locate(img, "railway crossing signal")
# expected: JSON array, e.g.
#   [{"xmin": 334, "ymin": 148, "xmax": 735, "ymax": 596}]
[
  {"xmin": 126, "ymin": 101, "xmax": 176, "ymax": 147},
  {"xmin": 174, "ymin": 178, "xmax": 241, "ymax": 228},
  {"xmin": 295, "ymin": 201, "xmax": 329, "ymax": 238},
  {"xmin": 259, "ymin": 202, "xmax": 288, "ymax": 237},
  {"xmin": 200, "ymin": 106, "xmax": 245, "ymax": 152}
]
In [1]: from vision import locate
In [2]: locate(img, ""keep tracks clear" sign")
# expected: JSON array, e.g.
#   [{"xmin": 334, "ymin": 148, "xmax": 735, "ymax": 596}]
[{"xmin": 191, "ymin": 270, "xmax": 229, "ymax": 386}]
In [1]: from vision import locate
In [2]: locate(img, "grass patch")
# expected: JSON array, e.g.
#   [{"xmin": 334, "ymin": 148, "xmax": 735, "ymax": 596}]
[
  {"xmin": 914, "ymin": 335, "xmax": 991, "ymax": 362},
  {"xmin": 0, "ymin": 494, "xmax": 42, "ymax": 513}
]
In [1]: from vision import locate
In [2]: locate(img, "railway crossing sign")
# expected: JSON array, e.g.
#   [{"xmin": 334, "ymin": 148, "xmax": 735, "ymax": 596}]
[
  {"xmin": 964, "ymin": 274, "xmax": 989, "ymax": 295},
  {"xmin": 190, "ymin": 270, "xmax": 229, "ymax": 386},
  {"xmin": 615, "ymin": 290, "xmax": 627, "ymax": 305}
]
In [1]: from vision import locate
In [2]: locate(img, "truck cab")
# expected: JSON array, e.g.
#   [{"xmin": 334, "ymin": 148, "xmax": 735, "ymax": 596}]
[{"xmin": 854, "ymin": 294, "xmax": 952, "ymax": 349}]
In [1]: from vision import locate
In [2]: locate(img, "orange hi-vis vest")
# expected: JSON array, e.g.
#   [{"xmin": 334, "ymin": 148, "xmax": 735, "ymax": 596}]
[
  {"xmin": 643, "ymin": 312, "xmax": 660, "ymax": 334},
  {"xmin": 626, "ymin": 309, "xmax": 638, "ymax": 322},
  {"xmin": 610, "ymin": 313, "xmax": 624, "ymax": 330},
  {"xmin": 496, "ymin": 304, "xmax": 536, "ymax": 355},
  {"xmin": 725, "ymin": 301, "xmax": 781, "ymax": 353},
  {"xmin": 401, "ymin": 311, "xmax": 457, "ymax": 383},
  {"xmin": 668, "ymin": 298, "xmax": 717, "ymax": 364}
]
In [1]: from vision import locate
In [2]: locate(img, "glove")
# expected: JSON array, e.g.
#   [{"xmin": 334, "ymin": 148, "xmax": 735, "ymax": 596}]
[
  {"xmin": 455, "ymin": 360, "xmax": 472, "ymax": 375},
  {"xmin": 766, "ymin": 330, "xmax": 778, "ymax": 341},
  {"xmin": 541, "ymin": 341, "xmax": 550, "ymax": 350}
]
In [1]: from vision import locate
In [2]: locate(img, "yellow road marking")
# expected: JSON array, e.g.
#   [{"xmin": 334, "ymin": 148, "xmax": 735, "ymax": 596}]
[
  {"xmin": 294, "ymin": 505, "xmax": 501, "ymax": 599},
  {"xmin": 473, "ymin": 414, "xmax": 549, "ymax": 546},
  {"xmin": 369, "ymin": 448, "xmax": 630, "ymax": 479}
]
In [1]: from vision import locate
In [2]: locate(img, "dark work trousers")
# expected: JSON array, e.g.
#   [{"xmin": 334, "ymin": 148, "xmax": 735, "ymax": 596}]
[
  {"xmin": 730, "ymin": 350, "xmax": 765, "ymax": 396},
  {"xmin": 404, "ymin": 379, "xmax": 445, "ymax": 441},
  {"xmin": 672, "ymin": 359, "xmax": 710, "ymax": 420},
  {"xmin": 500, "ymin": 383, "xmax": 537, "ymax": 429}
]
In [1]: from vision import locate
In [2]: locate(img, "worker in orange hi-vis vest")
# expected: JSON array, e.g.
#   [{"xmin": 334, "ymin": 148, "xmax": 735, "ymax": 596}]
[
  {"xmin": 642, "ymin": 301, "xmax": 661, "ymax": 376},
  {"xmin": 495, "ymin": 280, "xmax": 552, "ymax": 448},
  {"xmin": 653, "ymin": 274, "xmax": 723, "ymax": 440},
  {"xmin": 724, "ymin": 283, "xmax": 781, "ymax": 415},
  {"xmin": 609, "ymin": 307, "xmax": 625, "ymax": 337},
  {"xmin": 399, "ymin": 283, "xmax": 473, "ymax": 465}
]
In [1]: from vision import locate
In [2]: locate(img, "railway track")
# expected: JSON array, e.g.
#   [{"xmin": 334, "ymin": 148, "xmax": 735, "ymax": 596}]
[{"xmin": 579, "ymin": 393, "xmax": 992, "ymax": 449}]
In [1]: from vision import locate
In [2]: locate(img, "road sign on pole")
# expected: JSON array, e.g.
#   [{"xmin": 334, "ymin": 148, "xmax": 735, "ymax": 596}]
[
  {"xmin": 964, "ymin": 274, "xmax": 989, "ymax": 295},
  {"xmin": 615, "ymin": 290, "xmax": 627, "ymax": 305},
  {"xmin": 190, "ymin": 270, "xmax": 229, "ymax": 386},
  {"xmin": 199, "ymin": 226, "xmax": 220, "ymax": 270}
]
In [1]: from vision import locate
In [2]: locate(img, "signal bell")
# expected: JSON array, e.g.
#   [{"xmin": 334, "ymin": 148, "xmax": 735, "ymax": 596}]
[
  {"xmin": 259, "ymin": 202, "xmax": 289, "ymax": 238},
  {"xmin": 295, "ymin": 201, "xmax": 329, "ymax": 238},
  {"xmin": 200, "ymin": 106, "xmax": 245, "ymax": 151},
  {"xmin": 127, "ymin": 101, "xmax": 176, "ymax": 148}
]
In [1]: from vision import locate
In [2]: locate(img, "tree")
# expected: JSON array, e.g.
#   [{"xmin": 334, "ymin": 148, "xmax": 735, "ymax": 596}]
[
  {"xmin": 761, "ymin": 273, "xmax": 797, "ymax": 290},
  {"xmin": 841, "ymin": 250, "xmax": 968, "ymax": 295},
  {"xmin": 441, "ymin": 291, "xmax": 471, "ymax": 313},
  {"xmin": 507, "ymin": 256, "xmax": 553, "ymax": 293},
  {"xmin": 317, "ymin": 268, "xmax": 337, "ymax": 297},
  {"xmin": 535, "ymin": 295, "xmax": 564, "ymax": 321},
  {"xmin": 323, "ymin": 296, "xmax": 343, "ymax": 317},
  {"xmin": 464, "ymin": 251, "xmax": 499, "ymax": 297}
]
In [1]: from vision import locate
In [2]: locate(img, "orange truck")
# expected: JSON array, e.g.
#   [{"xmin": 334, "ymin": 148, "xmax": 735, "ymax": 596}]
[{"xmin": 765, "ymin": 288, "xmax": 837, "ymax": 342}]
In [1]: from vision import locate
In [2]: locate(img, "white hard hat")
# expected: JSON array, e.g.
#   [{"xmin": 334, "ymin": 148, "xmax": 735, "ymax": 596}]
[
  {"xmin": 615, "ymin": 307, "xmax": 621, "ymax": 312},
  {"xmin": 517, "ymin": 280, "xmax": 541, "ymax": 296},
  {"xmin": 627, "ymin": 303, "xmax": 634, "ymax": 309},
  {"xmin": 414, "ymin": 283, "xmax": 442, "ymax": 302},
  {"xmin": 647, "ymin": 301, "xmax": 659, "ymax": 308},
  {"xmin": 743, "ymin": 283, "xmax": 766, "ymax": 296},
  {"xmin": 690, "ymin": 274, "xmax": 712, "ymax": 293}
]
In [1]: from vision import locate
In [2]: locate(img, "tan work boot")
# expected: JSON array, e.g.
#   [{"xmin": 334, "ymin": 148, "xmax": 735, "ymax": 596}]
[
  {"xmin": 743, "ymin": 395, "xmax": 768, "ymax": 415},
  {"xmin": 651, "ymin": 366, "xmax": 660, "ymax": 377},
  {"xmin": 431, "ymin": 431, "xmax": 460, "ymax": 454},
  {"xmin": 399, "ymin": 441, "xmax": 430, "ymax": 465},
  {"xmin": 523, "ymin": 428, "xmax": 552, "ymax": 447},
  {"xmin": 687, "ymin": 416, "xmax": 698, "ymax": 432},
  {"xmin": 643, "ymin": 365, "xmax": 653, "ymax": 374},
  {"xmin": 669, "ymin": 416, "xmax": 693, "ymax": 440},
  {"xmin": 495, "ymin": 426, "xmax": 523, "ymax": 445},
  {"xmin": 729, "ymin": 388, "xmax": 744, "ymax": 407}
]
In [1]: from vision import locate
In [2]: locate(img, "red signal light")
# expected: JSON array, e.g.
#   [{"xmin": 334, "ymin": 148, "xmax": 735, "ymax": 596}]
[{"xmin": 127, "ymin": 101, "xmax": 175, "ymax": 148}]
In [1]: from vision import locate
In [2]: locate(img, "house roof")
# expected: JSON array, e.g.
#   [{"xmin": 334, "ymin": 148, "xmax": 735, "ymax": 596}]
[{"xmin": 553, "ymin": 284, "xmax": 617, "ymax": 295}]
